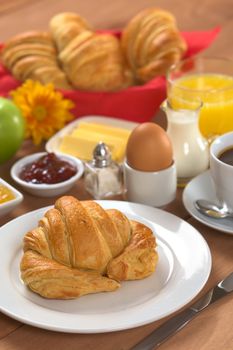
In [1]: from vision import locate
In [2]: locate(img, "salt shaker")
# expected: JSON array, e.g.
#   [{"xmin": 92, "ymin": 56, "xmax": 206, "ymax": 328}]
[{"xmin": 84, "ymin": 142, "xmax": 123, "ymax": 199}]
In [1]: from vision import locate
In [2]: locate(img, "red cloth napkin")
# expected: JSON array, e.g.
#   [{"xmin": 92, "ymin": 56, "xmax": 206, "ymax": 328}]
[{"xmin": 0, "ymin": 27, "xmax": 220, "ymax": 123}]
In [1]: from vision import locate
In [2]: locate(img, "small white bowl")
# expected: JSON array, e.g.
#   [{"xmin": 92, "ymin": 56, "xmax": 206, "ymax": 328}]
[
  {"xmin": 0, "ymin": 178, "xmax": 23, "ymax": 217},
  {"xmin": 10, "ymin": 152, "xmax": 84, "ymax": 197}
]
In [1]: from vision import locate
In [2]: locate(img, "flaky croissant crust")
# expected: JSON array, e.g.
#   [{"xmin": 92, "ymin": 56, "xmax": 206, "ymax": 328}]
[
  {"xmin": 1, "ymin": 8, "xmax": 186, "ymax": 91},
  {"xmin": 20, "ymin": 196, "xmax": 158, "ymax": 299},
  {"xmin": 121, "ymin": 7, "xmax": 187, "ymax": 82}
]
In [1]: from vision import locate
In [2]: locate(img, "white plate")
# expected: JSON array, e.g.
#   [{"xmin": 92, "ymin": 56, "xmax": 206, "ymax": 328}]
[
  {"xmin": 0, "ymin": 201, "xmax": 211, "ymax": 333},
  {"xmin": 45, "ymin": 115, "xmax": 138, "ymax": 156},
  {"xmin": 183, "ymin": 170, "xmax": 233, "ymax": 234}
]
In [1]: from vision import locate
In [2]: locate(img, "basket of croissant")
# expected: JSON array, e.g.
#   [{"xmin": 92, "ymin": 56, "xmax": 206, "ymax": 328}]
[
  {"xmin": 0, "ymin": 8, "xmax": 219, "ymax": 123},
  {"xmin": 20, "ymin": 196, "xmax": 158, "ymax": 299}
]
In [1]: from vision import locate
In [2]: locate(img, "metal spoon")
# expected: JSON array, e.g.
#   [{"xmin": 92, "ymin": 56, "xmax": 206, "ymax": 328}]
[{"xmin": 195, "ymin": 199, "xmax": 233, "ymax": 219}]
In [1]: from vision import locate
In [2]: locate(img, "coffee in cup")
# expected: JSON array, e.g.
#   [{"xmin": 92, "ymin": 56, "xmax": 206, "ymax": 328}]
[
  {"xmin": 218, "ymin": 147, "xmax": 233, "ymax": 166},
  {"xmin": 210, "ymin": 131, "xmax": 233, "ymax": 211}
]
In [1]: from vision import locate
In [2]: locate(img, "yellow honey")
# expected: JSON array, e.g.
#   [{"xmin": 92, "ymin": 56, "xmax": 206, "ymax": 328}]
[{"xmin": 0, "ymin": 184, "xmax": 15, "ymax": 204}]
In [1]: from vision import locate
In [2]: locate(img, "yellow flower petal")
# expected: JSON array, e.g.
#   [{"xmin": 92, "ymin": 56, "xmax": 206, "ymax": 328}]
[{"xmin": 10, "ymin": 80, "xmax": 75, "ymax": 145}]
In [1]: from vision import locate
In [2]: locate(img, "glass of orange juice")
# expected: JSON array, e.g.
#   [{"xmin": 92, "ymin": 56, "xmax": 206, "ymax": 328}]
[{"xmin": 167, "ymin": 56, "xmax": 233, "ymax": 140}]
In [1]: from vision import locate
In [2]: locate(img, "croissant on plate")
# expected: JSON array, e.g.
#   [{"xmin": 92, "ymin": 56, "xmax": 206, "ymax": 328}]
[
  {"xmin": 121, "ymin": 7, "xmax": 187, "ymax": 82},
  {"xmin": 20, "ymin": 196, "xmax": 158, "ymax": 299}
]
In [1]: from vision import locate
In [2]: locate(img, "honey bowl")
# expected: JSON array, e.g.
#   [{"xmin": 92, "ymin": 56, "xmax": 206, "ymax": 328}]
[
  {"xmin": 0, "ymin": 178, "xmax": 23, "ymax": 217},
  {"xmin": 10, "ymin": 152, "xmax": 84, "ymax": 197}
]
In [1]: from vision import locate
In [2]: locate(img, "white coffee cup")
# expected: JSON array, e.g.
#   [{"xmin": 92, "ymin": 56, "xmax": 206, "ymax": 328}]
[
  {"xmin": 123, "ymin": 161, "xmax": 177, "ymax": 207},
  {"xmin": 210, "ymin": 131, "xmax": 233, "ymax": 210}
]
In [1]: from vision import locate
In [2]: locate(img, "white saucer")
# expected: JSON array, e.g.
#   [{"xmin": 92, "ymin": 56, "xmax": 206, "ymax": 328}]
[{"xmin": 183, "ymin": 170, "xmax": 233, "ymax": 234}]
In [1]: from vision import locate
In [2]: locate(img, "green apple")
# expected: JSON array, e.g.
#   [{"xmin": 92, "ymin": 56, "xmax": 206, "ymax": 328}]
[{"xmin": 0, "ymin": 97, "xmax": 25, "ymax": 164}]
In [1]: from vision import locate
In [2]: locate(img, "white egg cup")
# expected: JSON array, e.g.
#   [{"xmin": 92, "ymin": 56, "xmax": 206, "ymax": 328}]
[{"xmin": 123, "ymin": 160, "xmax": 177, "ymax": 207}]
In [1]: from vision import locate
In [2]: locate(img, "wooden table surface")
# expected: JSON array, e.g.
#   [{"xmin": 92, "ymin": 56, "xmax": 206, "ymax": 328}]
[{"xmin": 1, "ymin": 1, "xmax": 233, "ymax": 349}]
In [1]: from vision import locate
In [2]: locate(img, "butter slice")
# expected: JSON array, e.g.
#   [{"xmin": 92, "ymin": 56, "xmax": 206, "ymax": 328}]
[
  {"xmin": 70, "ymin": 129, "xmax": 126, "ymax": 161},
  {"xmin": 59, "ymin": 134, "xmax": 123, "ymax": 162},
  {"xmin": 59, "ymin": 135, "xmax": 109, "ymax": 160},
  {"xmin": 77, "ymin": 122, "xmax": 131, "ymax": 138},
  {"xmin": 59, "ymin": 122, "xmax": 131, "ymax": 162}
]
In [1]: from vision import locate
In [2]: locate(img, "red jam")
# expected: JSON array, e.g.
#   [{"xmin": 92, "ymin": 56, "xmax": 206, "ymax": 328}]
[{"xmin": 19, "ymin": 153, "xmax": 77, "ymax": 184}]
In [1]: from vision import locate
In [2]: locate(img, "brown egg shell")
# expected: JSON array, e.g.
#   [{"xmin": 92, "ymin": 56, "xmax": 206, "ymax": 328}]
[{"xmin": 126, "ymin": 122, "xmax": 173, "ymax": 172}]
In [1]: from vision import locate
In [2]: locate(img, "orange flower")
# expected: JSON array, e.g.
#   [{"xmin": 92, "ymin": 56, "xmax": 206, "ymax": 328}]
[{"xmin": 11, "ymin": 80, "xmax": 75, "ymax": 145}]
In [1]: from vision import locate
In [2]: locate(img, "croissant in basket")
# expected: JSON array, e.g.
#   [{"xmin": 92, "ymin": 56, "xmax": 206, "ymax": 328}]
[
  {"xmin": 49, "ymin": 12, "xmax": 133, "ymax": 92},
  {"xmin": 20, "ymin": 196, "xmax": 158, "ymax": 299},
  {"xmin": 49, "ymin": 12, "xmax": 92, "ymax": 52},
  {"xmin": 58, "ymin": 31, "xmax": 133, "ymax": 91},
  {"xmin": 1, "ymin": 31, "xmax": 71, "ymax": 89},
  {"xmin": 121, "ymin": 7, "xmax": 187, "ymax": 82},
  {"xmin": 0, "ymin": 9, "xmax": 187, "ymax": 91}
]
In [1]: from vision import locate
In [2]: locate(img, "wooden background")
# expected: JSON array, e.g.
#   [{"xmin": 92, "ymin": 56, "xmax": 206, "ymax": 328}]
[{"xmin": 0, "ymin": 1, "xmax": 233, "ymax": 349}]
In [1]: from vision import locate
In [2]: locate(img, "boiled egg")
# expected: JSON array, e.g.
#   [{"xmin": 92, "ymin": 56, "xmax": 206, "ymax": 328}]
[{"xmin": 126, "ymin": 122, "xmax": 173, "ymax": 172}]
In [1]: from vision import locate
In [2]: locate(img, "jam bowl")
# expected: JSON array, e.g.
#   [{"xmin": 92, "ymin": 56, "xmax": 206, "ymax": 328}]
[
  {"xmin": 10, "ymin": 152, "xmax": 84, "ymax": 197},
  {"xmin": 0, "ymin": 178, "xmax": 23, "ymax": 217}
]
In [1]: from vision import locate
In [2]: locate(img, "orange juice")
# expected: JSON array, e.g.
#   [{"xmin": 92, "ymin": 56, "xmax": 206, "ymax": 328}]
[{"xmin": 168, "ymin": 74, "xmax": 233, "ymax": 139}]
